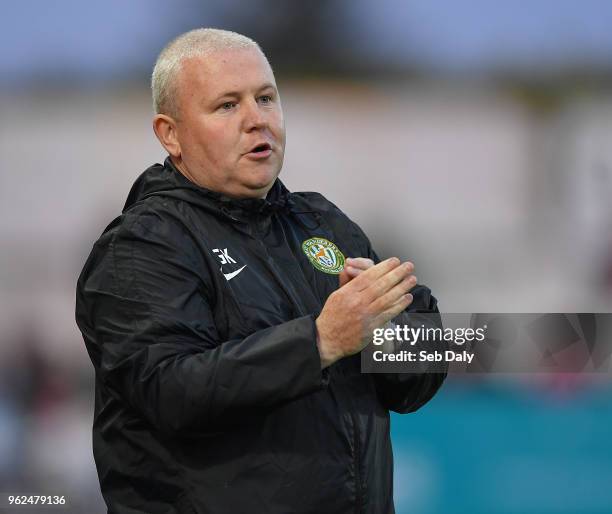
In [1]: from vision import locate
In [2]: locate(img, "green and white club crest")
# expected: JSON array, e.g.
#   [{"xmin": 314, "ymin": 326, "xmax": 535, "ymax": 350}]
[{"xmin": 302, "ymin": 237, "xmax": 345, "ymax": 274}]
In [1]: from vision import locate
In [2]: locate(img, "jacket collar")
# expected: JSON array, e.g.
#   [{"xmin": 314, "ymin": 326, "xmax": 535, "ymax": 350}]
[
  {"xmin": 123, "ymin": 156, "xmax": 293, "ymax": 223},
  {"xmin": 165, "ymin": 157, "xmax": 292, "ymax": 221}
]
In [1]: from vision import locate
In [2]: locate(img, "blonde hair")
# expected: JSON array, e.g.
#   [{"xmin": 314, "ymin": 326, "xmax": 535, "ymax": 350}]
[{"xmin": 151, "ymin": 28, "xmax": 264, "ymax": 117}]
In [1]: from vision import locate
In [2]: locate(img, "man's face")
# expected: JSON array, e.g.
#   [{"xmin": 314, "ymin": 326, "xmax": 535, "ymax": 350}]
[{"xmin": 172, "ymin": 47, "xmax": 285, "ymax": 199}]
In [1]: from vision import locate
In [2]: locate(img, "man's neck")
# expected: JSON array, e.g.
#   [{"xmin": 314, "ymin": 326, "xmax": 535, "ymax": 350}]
[{"xmin": 168, "ymin": 155, "xmax": 270, "ymax": 200}]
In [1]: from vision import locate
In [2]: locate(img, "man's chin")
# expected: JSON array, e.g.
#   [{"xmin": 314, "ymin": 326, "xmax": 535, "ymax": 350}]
[{"xmin": 241, "ymin": 168, "xmax": 280, "ymax": 197}]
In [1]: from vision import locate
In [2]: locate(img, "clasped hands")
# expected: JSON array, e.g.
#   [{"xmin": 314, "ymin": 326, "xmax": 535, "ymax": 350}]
[{"xmin": 316, "ymin": 257, "xmax": 417, "ymax": 369}]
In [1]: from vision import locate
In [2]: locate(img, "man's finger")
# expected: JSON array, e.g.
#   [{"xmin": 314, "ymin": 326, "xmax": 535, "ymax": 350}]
[
  {"xmin": 370, "ymin": 275, "xmax": 417, "ymax": 313},
  {"xmin": 344, "ymin": 266, "xmax": 366, "ymax": 277},
  {"xmin": 339, "ymin": 258, "xmax": 375, "ymax": 288},
  {"xmin": 349, "ymin": 257, "xmax": 402, "ymax": 291},
  {"xmin": 345, "ymin": 257, "xmax": 374, "ymax": 271},
  {"xmin": 364, "ymin": 261, "xmax": 414, "ymax": 300},
  {"xmin": 374, "ymin": 293, "xmax": 414, "ymax": 326}
]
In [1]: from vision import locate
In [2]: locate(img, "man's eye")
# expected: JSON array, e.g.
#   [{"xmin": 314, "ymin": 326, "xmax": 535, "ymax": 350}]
[
  {"xmin": 258, "ymin": 95, "xmax": 272, "ymax": 104},
  {"xmin": 220, "ymin": 102, "xmax": 236, "ymax": 110}
]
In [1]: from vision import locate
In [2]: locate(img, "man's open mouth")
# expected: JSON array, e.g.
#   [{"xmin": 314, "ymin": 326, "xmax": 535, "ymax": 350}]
[
  {"xmin": 245, "ymin": 142, "xmax": 272, "ymax": 159},
  {"xmin": 249, "ymin": 143, "xmax": 271, "ymax": 153}
]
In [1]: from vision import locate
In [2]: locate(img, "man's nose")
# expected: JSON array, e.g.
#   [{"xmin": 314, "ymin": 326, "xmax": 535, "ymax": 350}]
[{"xmin": 242, "ymin": 99, "xmax": 267, "ymax": 131}]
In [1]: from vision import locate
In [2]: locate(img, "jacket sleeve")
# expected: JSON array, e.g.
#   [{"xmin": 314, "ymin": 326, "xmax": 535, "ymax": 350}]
[
  {"xmin": 76, "ymin": 211, "xmax": 327, "ymax": 437},
  {"xmin": 371, "ymin": 286, "xmax": 448, "ymax": 414},
  {"xmin": 346, "ymin": 219, "xmax": 447, "ymax": 414}
]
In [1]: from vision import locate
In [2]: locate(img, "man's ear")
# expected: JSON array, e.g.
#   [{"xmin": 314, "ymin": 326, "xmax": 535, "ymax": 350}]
[{"xmin": 153, "ymin": 114, "xmax": 181, "ymax": 158}]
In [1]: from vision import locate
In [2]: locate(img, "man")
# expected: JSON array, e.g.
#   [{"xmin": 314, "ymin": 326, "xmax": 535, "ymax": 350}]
[{"xmin": 76, "ymin": 28, "xmax": 445, "ymax": 514}]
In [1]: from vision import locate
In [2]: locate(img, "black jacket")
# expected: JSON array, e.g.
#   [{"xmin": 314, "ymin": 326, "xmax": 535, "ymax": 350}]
[{"xmin": 75, "ymin": 158, "xmax": 446, "ymax": 514}]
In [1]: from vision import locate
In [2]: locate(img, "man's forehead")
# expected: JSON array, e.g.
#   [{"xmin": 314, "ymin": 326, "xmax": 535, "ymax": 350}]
[{"xmin": 180, "ymin": 48, "xmax": 275, "ymax": 95}]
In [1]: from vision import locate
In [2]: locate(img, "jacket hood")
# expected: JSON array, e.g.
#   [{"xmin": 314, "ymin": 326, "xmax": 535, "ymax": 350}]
[{"xmin": 123, "ymin": 157, "xmax": 295, "ymax": 223}]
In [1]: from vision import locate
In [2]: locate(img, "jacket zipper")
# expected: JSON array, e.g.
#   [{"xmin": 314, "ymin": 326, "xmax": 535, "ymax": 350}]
[
  {"xmin": 248, "ymin": 212, "xmax": 366, "ymax": 511},
  {"xmin": 351, "ymin": 411, "xmax": 364, "ymax": 513}
]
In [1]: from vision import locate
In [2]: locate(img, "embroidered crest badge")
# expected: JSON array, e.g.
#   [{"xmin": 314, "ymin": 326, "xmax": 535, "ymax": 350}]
[{"xmin": 302, "ymin": 237, "xmax": 345, "ymax": 275}]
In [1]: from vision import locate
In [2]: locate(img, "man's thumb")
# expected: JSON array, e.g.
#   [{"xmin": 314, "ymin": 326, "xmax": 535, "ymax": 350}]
[{"xmin": 338, "ymin": 268, "xmax": 351, "ymax": 288}]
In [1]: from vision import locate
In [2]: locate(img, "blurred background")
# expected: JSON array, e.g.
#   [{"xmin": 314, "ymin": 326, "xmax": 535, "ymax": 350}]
[{"xmin": 2, "ymin": 0, "xmax": 612, "ymax": 512}]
